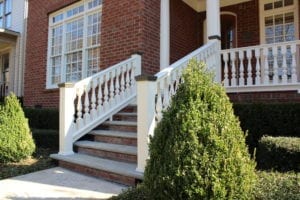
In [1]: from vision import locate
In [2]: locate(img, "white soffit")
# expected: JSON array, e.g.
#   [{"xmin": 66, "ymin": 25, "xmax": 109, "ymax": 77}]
[{"xmin": 182, "ymin": 0, "xmax": 252, "ymax": 12}]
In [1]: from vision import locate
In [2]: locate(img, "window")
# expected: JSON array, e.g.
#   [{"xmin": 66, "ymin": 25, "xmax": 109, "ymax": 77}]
[
  {"xmin": 260, "ymin": 0, "xmax": 298, "ymax": 44},
  {"xmin": 0, "ymin": 0, "xmax": 12, "ymax": 28},
  {"xmin": 47, "ymin": 0, "xmax": 102, "ymax": 88}
]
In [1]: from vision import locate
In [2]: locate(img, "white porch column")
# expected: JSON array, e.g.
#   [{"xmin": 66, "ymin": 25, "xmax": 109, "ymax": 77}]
[
  {"xmin": 160, "ymin": 0, "xmax": 170, "ymax": 70},
  {"xmin": 206, "ymin": 0, "xmax": 221, "ymax": 83},
  {"xmin": 206, "ymin": 0, "xmax": 221, "ymax": 41}
]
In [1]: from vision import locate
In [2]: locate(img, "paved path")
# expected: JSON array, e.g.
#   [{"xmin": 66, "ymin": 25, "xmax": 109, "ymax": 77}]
[{"xmin": 0, "ymin": 167, "xmax": 127, "ymax": 200}]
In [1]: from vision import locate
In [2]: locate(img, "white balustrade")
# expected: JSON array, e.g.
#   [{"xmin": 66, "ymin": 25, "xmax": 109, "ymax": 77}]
[
  {"xmin": 136, "ymin": 40, "xmax": 220, "ymax": 172},
  {"xmin": 59, "ymin": 54, "xmax": 142, "ymax": 155},
  {"xmin": 221, "ymin": 41, "xmax": 300, "ymax": 92}
]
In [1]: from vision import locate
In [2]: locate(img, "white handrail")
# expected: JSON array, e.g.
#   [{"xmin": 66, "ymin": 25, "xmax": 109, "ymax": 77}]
[{"xmin": 58, "ymin": 54, "xmax": 142, "ymax": 155}]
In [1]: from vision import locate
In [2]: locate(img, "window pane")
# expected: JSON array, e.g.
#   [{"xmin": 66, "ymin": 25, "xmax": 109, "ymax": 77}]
[
  {"xmin": 51, "ymin": 26, "xmax": 63, "ymax": 56},
  {"xmin": 0, "ymin": 18, "xmax": 3, "ymax": 28},
  {"xmin": 265, "ymin": 27, "xmax": 274, "ymax": 38},
  {"xmin": 284, "ymin": 0, "xmax": 294, "ymax": 6},
  {"xmin": 88, "ymin": 0, "xmax": 102, "ymax": 9},
  {"xmin": 66, "ymin": 52, "xmax": 82, "ymax": 82},
  {"xmin": 53, "ymin": 14, "xmax": 63, "ymax": 23},
  {"xmin": 67, "ymin": 5, "xmax": 84, "ymax": 18},
  {"xmin": 285, "ymin": 12, "xmax": 294, "ymax": 23},
  {"xmin": 5, "ymin": 13, "xmax": 11, "ymax": 28},
  {"xmin": 264, "ymin": 3, "xmax": 273, "ymax": 10},
  {"xmin": 87, "ymin": 12, "xmax": 101, "ymax": 46},
  {"xmin": 275, "ymin": 14, "xmax": 283, "ymax": 25},
  {"xmin": 265, "ymin": 16, "xmax": 273, "ymax": 26},
  {"xmin": 66, "ymin": 18, "xmax": 84, "ymax": 52},
  {"xmin": 51, "ymin": 56, "xmax": 61, "ymax": 84},
  {"xmin": 274, "ymin": 0, "xmax": 283, "ymax": 8},
  {"xmin": 5, "ymin": 0, "xmax": 11, "ymax": 14},
  {"xmin": 0, "ymin": 2, "xmax": 3, "ymax": 16},
  {"xmin": 87, "ymin": 47, "xmax": 100, "ymax": 76}
]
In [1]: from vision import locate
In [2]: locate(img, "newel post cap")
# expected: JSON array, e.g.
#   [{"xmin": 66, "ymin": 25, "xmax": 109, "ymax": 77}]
[{"xmin": 58, "ymin": 82, "xmax": 75, "ymax": 88}]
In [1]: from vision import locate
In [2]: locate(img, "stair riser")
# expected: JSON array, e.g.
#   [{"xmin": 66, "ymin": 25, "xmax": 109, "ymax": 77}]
[
  {"xmin": 121, "ymin": 106, "xmax": 137, "ymax": 113},
  {"xmin": 97, "ymin": 124, "xmax": 137, "ymax": 132},
  {"xmin": 113, "ymin": 115, "xmax": 137, "ymax": 122},
  {"xmin": 94, "ymin": 135, "xmax": 137, "ymax": 146},
  {"xmin": 77, "ymin": 147, "xmax": 137, "ymax": 163},
  {"xmin": 59, "ymin": 161, "xmax": 137, "ymax": 186}
]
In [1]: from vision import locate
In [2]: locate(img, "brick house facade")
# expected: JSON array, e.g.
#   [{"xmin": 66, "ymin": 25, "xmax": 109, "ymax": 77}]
[{"xmin": 24, "ymin": 0, "xmax": 300, "ymax": 108}]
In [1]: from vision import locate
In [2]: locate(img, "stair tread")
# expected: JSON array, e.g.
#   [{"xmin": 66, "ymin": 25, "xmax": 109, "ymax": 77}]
[
  {"xmin": 90, "ymin": 130, "xmax": 137, "ymax": 139},
  {"xmin": 115, "ymin": 112, "xmax": 137, "ymax": 116},
  {"xmin": 102, "ymin": 121, "xmax": 137, "ymax": 126},
  {"xmin": 51, "ymin": 153, "xmax": 143, "ymax": 179},
  {"xmin": 75, "ymin": 141, "xmax": 137, "ymax": 155}
]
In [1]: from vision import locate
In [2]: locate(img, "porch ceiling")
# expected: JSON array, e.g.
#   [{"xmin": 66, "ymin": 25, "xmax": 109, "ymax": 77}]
[
  {"xmin": 182, "ymin": 0, "xmax": 252, "ymax": 12},
  {"xmin": 0, "ymin": 28, "xmax": 19, "ymax": 48}
]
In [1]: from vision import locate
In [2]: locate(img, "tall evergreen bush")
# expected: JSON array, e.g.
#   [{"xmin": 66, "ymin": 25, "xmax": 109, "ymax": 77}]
[
  {"xmin": 0, "ymin": 94, "xmax": 35, "ymax": 163},
  {"xmin": 144, "ymin": 60, "xmax": 256, "ymax": 200}
]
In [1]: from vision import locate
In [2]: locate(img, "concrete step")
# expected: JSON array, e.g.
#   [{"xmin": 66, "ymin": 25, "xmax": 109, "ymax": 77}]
[
  {"xmin": 113, "ymin": 112, "xmax": 137, "ymax": 122},
  {"xmin": 51, "ymin": 153, "xmax": 143, "ymax": 186},
  {"xmin": 75, "ymin": 141, "xmax": 137, "ymax": 163},
  {"xmin": 98, "ymin": 121, "xmax": 137, "ymax": 132},
  {"xmin": 89, "ymin": 130, "xmax": 137, "ymax": 146}
]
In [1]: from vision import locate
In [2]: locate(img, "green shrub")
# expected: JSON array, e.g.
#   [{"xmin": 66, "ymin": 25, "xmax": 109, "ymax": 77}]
[
  {"xmin": 0, "ymin": 94, "xmax": 35, "ymax": 163},
  {"xmin": 109, "ymin": 185, "xmax": 149, "ymax": 200},
  {"xmin": 254, "ymin": 171, "xmax": 300, "ymax": 200},
  {"xmin": 32, "ymin": 129, "xmax": 59, "ymax": 150},
  {"xmin": 233, "ymin": 103, "xmax": 300, "ymax": 153},
  {"xmin": 144, "ymin": 60, "xmax": 257, "ymax": 200},
  {"xmin": 24, "ymin": 108, "xmax": 59, "ymax": 130},
  {"xmin": 256, "ymin": 136, "xmax": 300, "ymax": 172}
]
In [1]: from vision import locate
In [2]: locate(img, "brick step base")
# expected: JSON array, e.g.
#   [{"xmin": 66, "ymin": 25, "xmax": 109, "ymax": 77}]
[
  {"xmin": 89, "ymin": 130, "xmax": 137, "ymax": 146},
  {"xmin": 51, "ymin": 153, "xmax": 143, "ymax": 186}
]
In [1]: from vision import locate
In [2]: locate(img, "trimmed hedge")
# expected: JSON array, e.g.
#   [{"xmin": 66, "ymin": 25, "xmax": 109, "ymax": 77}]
[
  {"xmin": 256, "ymin": 136, "xmax": 300, "ymax": 172},
  {"xmin": 233, "ymin": 103, "xmax": 300, "ymax": 152},
  {"xmin": 24, "ymin": 108, "xmax": 59, "ymax": 130},
  {"xmin": 0, "ymin": 94, "xmax": 35, "ymax": 163},
  {"xmin": 110, "ymin": 185, "xmax": 149, "ymax": 200},
  {"xmin": 32, "ymin": 129, "xmax": 59, "ymax": 150},
  {"xmin": 254, "ymin": 171, "xmax": 300, "ymax": 200},
  {"xmin": 144, "ymin": 60, "xmax": 256, "ymax": 199}
]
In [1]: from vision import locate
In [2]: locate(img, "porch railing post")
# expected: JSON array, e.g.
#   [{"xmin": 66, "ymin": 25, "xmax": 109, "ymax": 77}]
[
  {"xmin": 58, "ymin": 82, "xmax": 75, "ymax": 155},
  {"xmin": 136, "ymin": 75, "xmax": 157, "ymax": 172}
]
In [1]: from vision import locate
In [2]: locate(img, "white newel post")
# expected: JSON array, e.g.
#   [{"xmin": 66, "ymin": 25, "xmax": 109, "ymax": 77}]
[
  {"xmin": 58, "ymin": 83, "xmax": 75, "ymax": 155},
  {"xmin": 206, "ymin": 0, "xmax": 221, "ymax": 83},
  {"xmin": 160, "ymin": 0, "xmax": 170, "ymax": 70},
  {"xmin": 136, "ymin": 75, "xmax": 157, "ymax": 172}
]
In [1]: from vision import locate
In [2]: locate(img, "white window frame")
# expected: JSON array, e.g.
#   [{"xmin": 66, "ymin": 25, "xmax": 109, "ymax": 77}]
[
  {"xmin": 0, "ymin": 0, "xmax": 12, "ymax": 28},
  {"xmin": 259, "ymin": 0, "xmax": 299, "ymax": 44},
  {"xmin": 46, "ymin": 0, "xmax": 102, "ymax": 89}
]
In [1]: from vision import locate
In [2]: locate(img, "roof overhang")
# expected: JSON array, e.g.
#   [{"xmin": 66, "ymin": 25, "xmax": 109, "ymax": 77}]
[
  {"xmin": 183, "ymin": 0, "xmax": 252, "ymax": 12},
  {"xmin": 0, "ymin": 28, "xmax": 20, "ymax": 40}
]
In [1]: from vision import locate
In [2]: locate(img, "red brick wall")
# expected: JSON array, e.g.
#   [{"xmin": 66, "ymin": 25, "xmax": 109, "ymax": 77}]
[
  {"xmin": 25, "ymin": 0, "xmax": 160, "ymax": 108},
  {"xmin": 170, "ymin": 0, "xmax": 201, "ymax": 63},
  {"xmin": 24, "ymin": 0, "xmax": 79, "ymax": 108},
  {"xmin": 228, "ymin": 91, "xmax": 300, "ymax": 103},
  {"xmin": 100, "ymin": 0, "xmax": 160, "ymax": 75}
]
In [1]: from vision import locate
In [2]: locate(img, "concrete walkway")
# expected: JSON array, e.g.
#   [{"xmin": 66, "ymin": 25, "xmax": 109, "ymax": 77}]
[{"xmin": 0, "ymin": 167, "xmax": 127, "ymax": 200}]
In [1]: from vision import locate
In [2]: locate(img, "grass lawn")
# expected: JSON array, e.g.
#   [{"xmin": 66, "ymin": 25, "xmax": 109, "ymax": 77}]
[{"xmin": 0, "ymin": 148, "xmax": 57, "ymax": 180}]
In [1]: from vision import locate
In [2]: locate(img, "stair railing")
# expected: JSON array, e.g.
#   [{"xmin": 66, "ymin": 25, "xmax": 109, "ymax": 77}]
[
  {"xmin": 59, "ymin": 54, "xmax": 141, "ymax": 155},
  {"xmin": 136, "ymin": 40, "xmax": 221, "ymax": 172}
]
